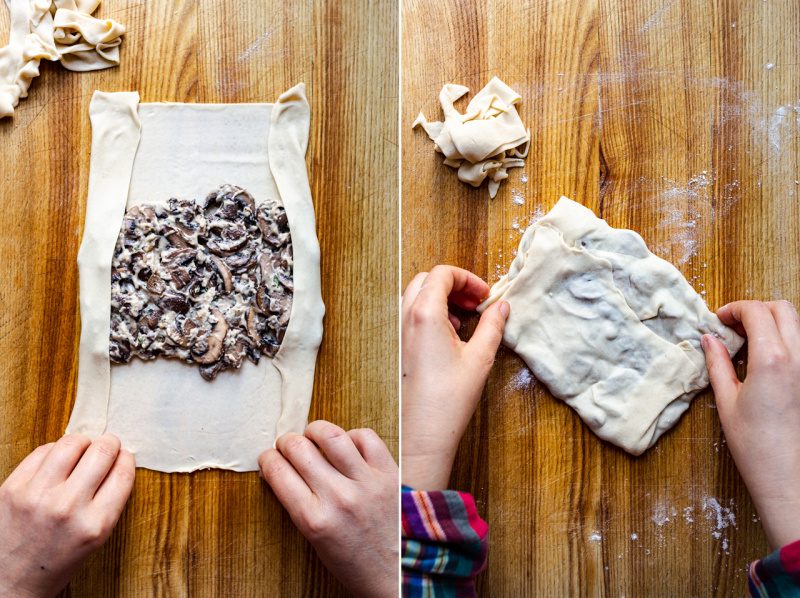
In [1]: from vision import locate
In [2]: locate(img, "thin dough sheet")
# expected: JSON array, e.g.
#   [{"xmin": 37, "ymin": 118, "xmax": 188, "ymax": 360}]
[
  {"xmin": 479, "ymin": 197, "xmax": 744, "ymax": 455},
  {"xmin": 67, "ymin": 85, "xmax": 324, "ymax": 472}
]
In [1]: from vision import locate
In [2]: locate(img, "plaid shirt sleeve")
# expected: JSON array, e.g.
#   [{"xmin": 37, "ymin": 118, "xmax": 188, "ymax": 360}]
[
  {"xmin": 401, "ymin": 485, "xmax": 489, "ymax": 597},
  {"xmin": 749, "ymin": 537, "xmax": 800, "ymax": 597}
]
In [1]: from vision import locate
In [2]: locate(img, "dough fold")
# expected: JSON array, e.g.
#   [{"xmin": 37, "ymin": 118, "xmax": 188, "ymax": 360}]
[
  {"xmin": 67, "ymin": 85, "xmax": 324, "ymax": 472},
  {"xmin": 0, "ymin": 0, "xmax": 125, "ymax": 118},
  {"xmin": 413, "ymin": 77, "xmax": 530, "ymax": 199},
  {"xmin": 479, "ymin": 197, "xmax": 744, "ymax": 455}
]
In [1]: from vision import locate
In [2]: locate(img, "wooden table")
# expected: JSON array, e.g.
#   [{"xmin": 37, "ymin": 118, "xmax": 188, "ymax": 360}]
[
  {"xmin": 0, "ymin": 0, "xmax": 398, "ymax": 595},
  {"xmin": 402, "ymin": 0, "xmax": 798, "ymax": 595}
]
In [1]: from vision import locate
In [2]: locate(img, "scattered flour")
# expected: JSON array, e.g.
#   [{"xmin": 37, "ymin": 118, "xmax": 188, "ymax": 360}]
[
  {"xmin": 506, "ymin": 367, "xmax": 534, "ymax": 392},
  {"xmin": 652, "ymin": 503, "xmax": 677, "ymax": 527},
  {"xmin": 631, "ymin": 533, "xmax": 638, "ymax": 541},
  {"xmin": 511, "ymin": 190, "xmax": 525, "ymax": 206},
  {"xmin": 520, "ymin": 173, "xmax": 528, "ymax": 184},
  {"xmin": 766, "ymin": 62, "xmax": 774, "ymax": 70},
  {"xmin": 703, "ymin": 497, "xmax": 737, "ymax": 531},
  {"xmin": 589, "ymin": 532, "xmax": 602, "ymax": 542}
]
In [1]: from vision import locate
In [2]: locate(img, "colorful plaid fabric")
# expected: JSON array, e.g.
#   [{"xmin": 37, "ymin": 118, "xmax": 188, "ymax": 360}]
[
  {"xmin": 401, "ymin": 486, "xmax": 489, "ymax": 597},
  {"xmin": 749, "ymin": 538, "xmax": 800, "ymax": 597}
]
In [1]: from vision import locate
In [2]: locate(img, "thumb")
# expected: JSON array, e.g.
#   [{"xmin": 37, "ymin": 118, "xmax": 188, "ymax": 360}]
[
  {"xmin": 467, "ymin": 301, "xmax": 509, "ymax": 365},
  {"xmin": 702, "ymin": 334, "xmax": 740, "ymax": 409}
]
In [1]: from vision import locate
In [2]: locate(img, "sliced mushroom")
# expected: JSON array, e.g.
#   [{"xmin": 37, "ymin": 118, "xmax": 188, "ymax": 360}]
[
  {"xmin": 109, "ymin": 339, "xmax": 131, "ymax": 363},
  {"xmin": 224, "ymin": 336, "xmax": 247, "ymax": 368},
  {"xmin": 143, "ymin": 309, "xmax": 163, "ymax": 330},
  {"xmin": 257, "ymin": 206, "xmax": 283, "ymax": 246},
  {"xmin": 209, "ymin": 255, "xmax": 233, "ymax": 294},
  {"xmin": 263, "ymin": 338, "xmax": 280, "ymax": 357},
  {"xmin": 166, "ymin": 228, "xmax": 188, "ymax": 248},
  {"xmin": 199, "ymin": 361, "xmax": 225, "ymax": 381},
  {"xmin": 208, "ymin": 224, "xmax": 248, "ymax": 256},
  {"xmin": 111, "ymin": 265, "xmax": 132, "ymax": 282},
  {"xmin": 137, "ymin": 266, "xmax": 152, "ymax": 282},
  {"xmin": 193, "ymin": 309, "xmax": 228, "ymax": 365},
  {"xmin": 244, "ymin": 342, "xmax": 261, "ymax": 365},
  {"xmin": 166, "ymin": 317, "xmax": 192, "ymax": 348},
  {"xmin": 277, "ymin": 272, "xmax": 293, "ymax": 291},
  {"xmin": 269, "ymin": 294, "xmax": 293, "ymax": 325},
  {"xmin": 246, "ymin": 307, "xmax": 262, "ymax": 345},
  {"xmin": 255, "ymin": 285, "xmax": 270, "ymax": 314},
  {"xmin": 123, "ymin": 205, "xmax": 156, "ymax": 238},
  {"xmin": 146, "ymin": 275, "xmax": 166, "ymax": 295},
  {"xmin": 276, "ymin": 210, "xmax": 288, "ymax": 229},
  {"xmin": 161, "ymin": 247, "xmax": 196, "ymax": 267},
  {"xmin": 234, "ymin": 189, "xmax": 256, "ymax": 216},
  {"xmin": 159, "ymin": 290, "xmax": 190, "ymax": 315},
  {"xmin": 170, "ymin": 267, "xmax": 191, "ymax": 289},
  {"xmin": 225, "ymin": 246, "xmax": 256, "ymax": 271}
]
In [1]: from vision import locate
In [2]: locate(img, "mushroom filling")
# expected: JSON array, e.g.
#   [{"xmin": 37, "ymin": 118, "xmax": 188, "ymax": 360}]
[{"xmin": 109, "ymin": 184, "xmax": 293, "ymax": 381}]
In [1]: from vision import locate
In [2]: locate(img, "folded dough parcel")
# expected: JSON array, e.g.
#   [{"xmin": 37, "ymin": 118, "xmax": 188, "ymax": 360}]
[
  {"xmin": 66, "ymin": 84, "xmax": 324, "ymax": 472},
  {"xmin": 479, "ymin": 197, "xmax": 744, "ymax": 455}
]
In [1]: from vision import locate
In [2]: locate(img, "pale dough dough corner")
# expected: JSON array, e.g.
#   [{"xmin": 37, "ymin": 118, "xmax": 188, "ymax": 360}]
[
  {"xmin": 479, "ymin": 197, "xmax": 744, "ymax": 455},
  {"xmin": 66, "ymin": 84, "xmax": 325, "ymax": 473}
]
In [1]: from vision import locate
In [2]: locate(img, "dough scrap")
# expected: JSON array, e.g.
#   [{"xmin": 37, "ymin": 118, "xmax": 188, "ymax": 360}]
[
  {"xmin": 413, "ymin": 77, "xmax": 530, "ymax": 199},
  {"xmin": 478, "ymin": 197, "xmax": 744, "ymax": 455},
  {"xmin": 0, "ymin": 0, "xmax": 125, "ymax": 119},
  {"xmin": 66, "ymin": 84, "xmax": 324, "ymax": 472}
]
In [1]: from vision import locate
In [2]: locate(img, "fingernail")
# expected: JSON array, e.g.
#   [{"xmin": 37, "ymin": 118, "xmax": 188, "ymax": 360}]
[
  {"xmin": 499, "ymin": 301, "xmax": 510, "ymax": 318},
  {"xmin": 701, "ymin": 335, "xmax": 709, "ymax": 350}
]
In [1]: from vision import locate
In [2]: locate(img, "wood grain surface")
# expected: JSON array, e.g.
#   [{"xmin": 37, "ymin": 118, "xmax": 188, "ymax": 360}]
[
  {"xmin": 402, "ymin": 0, "xmax": 798, "ymax": 595},
  {"xmin": 0, "ymin": 0, "xmax": 398, "ymax": 595}
]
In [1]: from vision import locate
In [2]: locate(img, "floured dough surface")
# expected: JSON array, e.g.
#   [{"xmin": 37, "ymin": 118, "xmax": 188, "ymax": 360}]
[
  {"xmin": 413, "ymin": 77, "xmax": 530, "ymax": 199},
  {"xmin": 0, "ymin": 0, "xmax": 125, "ymax": 118},
  {"xmin": 479, "ymin": 197, "xmax": 744, "ymax": 455}
]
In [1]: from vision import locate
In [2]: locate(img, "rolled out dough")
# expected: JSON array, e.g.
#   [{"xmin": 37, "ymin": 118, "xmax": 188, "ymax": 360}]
[
  {"xmin": 478, "ymin": 197, "xmax": 744, "ymax": 455},
  {"xmin": 66, "ymin": 84, "xmax": 325, "ymax": 472}
]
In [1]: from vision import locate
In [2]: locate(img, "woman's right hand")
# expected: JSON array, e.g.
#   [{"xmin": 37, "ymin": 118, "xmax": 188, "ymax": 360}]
[{"xmin": 401, "ymin": 265, "xmax": 509, "ymax": 491}]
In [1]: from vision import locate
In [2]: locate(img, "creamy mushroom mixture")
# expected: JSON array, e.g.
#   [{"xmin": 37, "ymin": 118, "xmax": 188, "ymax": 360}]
[{"xmin": 109, "ymin": 184, "xmax": 293, "ymax": 380}]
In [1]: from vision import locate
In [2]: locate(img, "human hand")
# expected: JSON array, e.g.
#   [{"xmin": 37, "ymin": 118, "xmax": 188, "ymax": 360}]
[
  {"xmin": 401, "ymin": 265, "xmax": 509, "ymax": 491},
  {"xmin": 703, "ymin": 300, "xmax": 800, "ymax": 550},
  {"xmin": 258, "ymin": 421, "xmax": 398, "ymax": 598},
  {"xmin": 0, "ymin": 434, "xmax": 136, "ymax": 598}
]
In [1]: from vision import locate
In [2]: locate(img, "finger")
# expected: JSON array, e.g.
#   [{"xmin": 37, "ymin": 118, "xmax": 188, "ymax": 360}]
[
  {"xmin": 275, "ymin": 432, "xmax": 341, "ymax": 493},
  {"xmin": 348, "ymin": 428, "xmax": 398, "ymax": 474},
  {"xmin": 465, "ymin": 301, "xmax": 509, "ymax": 366},
  {"xmin": 65, "ymin": 435, "xmax": 121, "ymax": 501},
  {"xmin": 91, "ymin": 449, "xmax": 135, "ymax": 523},
  {"xmin": 304, "ymin": 421, "xmax": 367, "ymax": 480},
  {"xmin": 415, "ymin": 265, "xmax": 491, "ymax": 312},
  {"xmin": 702, "ymin": 335, "xmax": 741, "ymax": 410},
  {"xmin": 717, "ymin": 301, "xmax": 782, "ymax": 348},
  {"xmin": 258, "ymin": 448, "xmax": 313, "ymax": 506},
  {"xmin": 766, "ymin": 300, "xmax": 800, "ymax": 346},
  {"xmin": 448, "ymin": 312, "xmax": 461, "ymax": 331},
  {"xmin": 401, "ymin": 272, "xmax": 428, "ymax": 319},
  {"xmin": 3, "ymin": 443, "xmax": 55, "ymax": 488},
  {"xmin": 30, "ymin": 433, "xmax": 92, "ymax": 488}
]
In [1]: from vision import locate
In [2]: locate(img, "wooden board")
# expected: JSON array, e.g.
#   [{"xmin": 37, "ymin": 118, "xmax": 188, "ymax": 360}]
[
  {"xmin": 0, "ymin": 0, "xmax": 398, "ymax": 595},
  {"xmin": 402, "ymin": 0, "xmax": 798, "ymax": 595}
]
